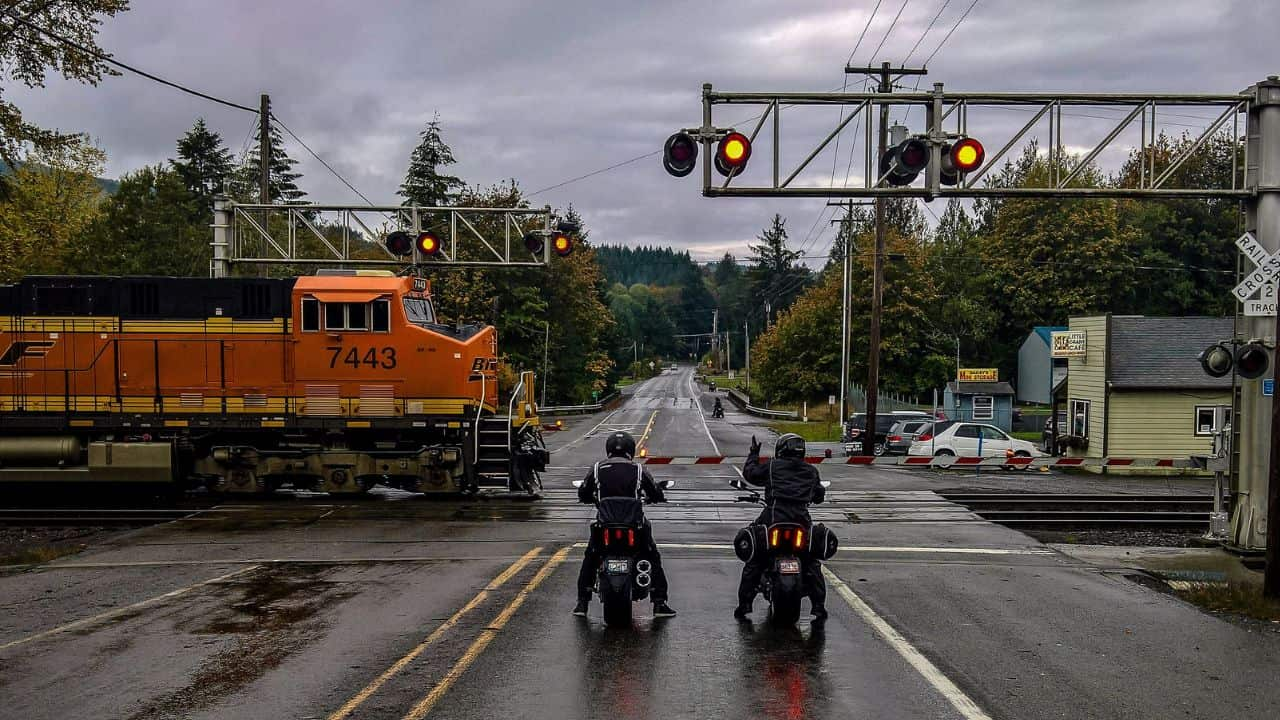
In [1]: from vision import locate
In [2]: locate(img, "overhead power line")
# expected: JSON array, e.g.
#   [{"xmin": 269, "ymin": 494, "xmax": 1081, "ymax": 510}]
[
  {"xmin": 922, "ymin": 0, "xmax": 980, "ymax": 66},
  {"xmin": 867, "ymin": 0, "xmax": 912, "ymax": 62},
  {"xmin": 0, "ymin": 8, "xmax": 258, "ymax": 114},
  {"xmin": 902, "ymin": 0, "xmax": 953, "ymax": 65}
]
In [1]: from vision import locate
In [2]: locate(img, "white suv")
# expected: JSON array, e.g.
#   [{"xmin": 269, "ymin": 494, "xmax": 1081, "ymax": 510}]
[{"xmin": 907, "ymin": 422, "xmax": 1043, "ymax": 458}]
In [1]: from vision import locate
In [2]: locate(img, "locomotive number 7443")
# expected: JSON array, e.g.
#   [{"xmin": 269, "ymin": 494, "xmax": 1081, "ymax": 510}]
[{"xmin": 326, "ymin": 346, "xmax": 397, "ymax": 369}]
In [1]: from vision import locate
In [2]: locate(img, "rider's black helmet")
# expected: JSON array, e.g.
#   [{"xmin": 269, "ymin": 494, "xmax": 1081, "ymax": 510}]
[
  {"xmin": 605, "ymin": 431, "xmax": 637, "ymax": 459},
  {"xmin": 775, "ymin": 432, "xmax": 806, "ymax": 459}
]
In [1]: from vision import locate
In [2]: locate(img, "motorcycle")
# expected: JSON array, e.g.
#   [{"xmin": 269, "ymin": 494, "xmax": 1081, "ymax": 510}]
[
  {"xmin": 731, "ymin": 478, "xmax": 835, "ymax": 625},
  {"xmin": 573, "ymin": 478, "xmax": 674, "ymax": 626},
  {"xmin": 712, "ymin": 403, "xmax": 725, "ymax": 419}
]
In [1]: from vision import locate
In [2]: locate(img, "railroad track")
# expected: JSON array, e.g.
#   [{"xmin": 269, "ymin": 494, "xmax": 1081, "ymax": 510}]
[
  {"xmin": 0, "ymin": 508, "xmax": 201, "ymax": 527},
  {"xmin": 939, "ymin": 493, "xmax": 1215, "ymax": 528}
]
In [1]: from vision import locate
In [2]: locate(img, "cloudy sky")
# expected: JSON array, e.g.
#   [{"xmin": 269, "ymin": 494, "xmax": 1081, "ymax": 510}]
[{"xmin": 11, "ymin": 0, "xmax": 1280, "ymax": 263}]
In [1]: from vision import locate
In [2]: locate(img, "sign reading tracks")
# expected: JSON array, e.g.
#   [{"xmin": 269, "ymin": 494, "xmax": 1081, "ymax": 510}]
[{"xmin": 1233, "ymin": 232, "xmax": 1280, "ymax": 317}]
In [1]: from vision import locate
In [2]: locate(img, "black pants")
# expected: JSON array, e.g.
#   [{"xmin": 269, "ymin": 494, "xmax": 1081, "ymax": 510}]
[
  {"xmin": 577, "ymin": 525, "xmax": 669, "ymax": 603},
  {"xmin": 737, "ymin": 555, "xmax": 826, "ymax": 610}
]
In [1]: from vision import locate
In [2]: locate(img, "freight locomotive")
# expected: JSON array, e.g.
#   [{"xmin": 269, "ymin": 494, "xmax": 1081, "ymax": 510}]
[{"xmin": 0, "ymin": 271, "xmax": 547, "ymax": 495}]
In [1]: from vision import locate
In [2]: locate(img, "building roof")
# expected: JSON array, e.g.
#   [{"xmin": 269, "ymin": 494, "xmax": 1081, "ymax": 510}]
[
  {"xmin": 947, "ymin": 381, "xmax": 1015, "ymax": 396},
  {"xmin": 1108, "ymin": 316, "xmax": 1234, "ymax": 390},
  {"xmin": 1031, "ymin": 326, "xmax": 1069, "ymax": 346}
]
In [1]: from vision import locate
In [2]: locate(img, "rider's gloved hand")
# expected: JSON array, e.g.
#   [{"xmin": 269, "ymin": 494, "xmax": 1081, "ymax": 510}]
[{"xmin": 749, "ymin": 435, "xmax": 762, "ymax": 456}]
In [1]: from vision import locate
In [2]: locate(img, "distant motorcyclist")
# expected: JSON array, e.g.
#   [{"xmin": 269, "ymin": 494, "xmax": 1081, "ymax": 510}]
[
  {"xmin": 735, "ymin": 432, "xmax": 827, "ymax": 621},
  {"xmin": 574, "ymin": 431, "xmax": 676, "ymax": 618},
  {"xmin": 712, "ymin": 397, "xmax": 725, "ymax": 419}
]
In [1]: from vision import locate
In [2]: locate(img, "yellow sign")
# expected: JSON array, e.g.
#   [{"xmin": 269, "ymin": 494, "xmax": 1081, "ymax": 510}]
[{"xmin": 958, "ymin": 368, "xmax": 998, "ymax": 382}]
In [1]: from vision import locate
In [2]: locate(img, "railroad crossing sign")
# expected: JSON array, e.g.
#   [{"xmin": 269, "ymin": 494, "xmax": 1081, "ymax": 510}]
[
  {"xmin": 1232, "ymin": 232, "xmax": 1280, "ymax": 303},
  {"xmin": 1245, "ymin": 281, "xmax": 1278, "ymax": 317}
]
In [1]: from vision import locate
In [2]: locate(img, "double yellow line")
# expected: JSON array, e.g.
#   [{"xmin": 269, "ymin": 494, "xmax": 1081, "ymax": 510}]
[
  {"xmin": 636, "ymin": 409, "xmax": 659, "ymax": 457},
  {"xmin": 328, "ymin": 546, "xmax": 571, "ymax": 720}
]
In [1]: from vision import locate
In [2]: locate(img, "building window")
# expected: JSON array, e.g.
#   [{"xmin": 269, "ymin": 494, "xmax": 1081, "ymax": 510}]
[
  {"xmin": 1069, "ymin": 398, "xmax": 1090, "ymax": 437},
  {"xmin": 972, "ymin": 395, "xmax": 994, "ymax": 420},
  {"xmin": 301, "ymin": 298, "xmax": 320, "ymax": 332},
  {"xmin": 1195, "ymin": 405, "xmax": 1230, "ymax": 436}
]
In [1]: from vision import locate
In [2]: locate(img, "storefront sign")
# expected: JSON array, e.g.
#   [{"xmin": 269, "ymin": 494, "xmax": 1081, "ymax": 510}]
[
  {"xmin": 957, "ymin": 368, "xmax": 998, "ymax": 382},
  {"xmin": 1050, "ymin": 330, "xmax": 1087, "ymax": 358}
]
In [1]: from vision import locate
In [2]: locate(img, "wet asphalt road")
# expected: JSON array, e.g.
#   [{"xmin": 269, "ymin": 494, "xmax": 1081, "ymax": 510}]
[{"xmin": 0, "ymin": 366, "xmax": 1277, "ymax": 719}]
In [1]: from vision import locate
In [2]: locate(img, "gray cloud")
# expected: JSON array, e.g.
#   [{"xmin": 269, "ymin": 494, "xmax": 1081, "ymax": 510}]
[{"xmin": 9, "ymin": 0, "xmax": 1280, "ymax": 263}]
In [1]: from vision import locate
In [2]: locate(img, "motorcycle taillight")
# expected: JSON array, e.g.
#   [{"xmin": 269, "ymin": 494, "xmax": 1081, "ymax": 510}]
[
  {"xmin": 794, "ymin": 529, "xmax": 805, "ymax": 550},
  {"xmin": 770, "ymin": 528, "xmax": 779, "ymax": 547},
  {"xmin": 628, "ymin": 529, "xmax": 635, "ymax": 547}
]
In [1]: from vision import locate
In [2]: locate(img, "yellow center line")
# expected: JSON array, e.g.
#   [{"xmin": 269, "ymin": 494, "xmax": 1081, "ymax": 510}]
[
  {"xmin": 326, "ymin": 547, "xmax": 544, "ymax": 720},
  {"xmin": 636, "ymin": 409, "xmax": 658, "ymax": 456},
  {"xmin": 400, "ymin": 546, "xmax": 572, "ymax": 720},
  {"xmin": 0, "ymin": 565, "xmax": 260, "ymax": 653}
]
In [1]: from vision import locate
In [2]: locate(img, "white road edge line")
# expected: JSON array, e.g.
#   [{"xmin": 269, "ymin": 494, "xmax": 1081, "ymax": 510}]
[
  {"xmin": 0, "ymin": 564, "xmax": 261, "ymax": 652},
  {"xmin": 824, "ymin": 567, "xmax": 994, "ymax": 720},
  {"xmin": 685, "ymin": 367, "xmax": 721, "ymax": 456}
]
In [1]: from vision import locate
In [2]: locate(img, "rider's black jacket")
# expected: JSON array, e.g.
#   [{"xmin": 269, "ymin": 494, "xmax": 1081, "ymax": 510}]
[
  {"xmin": 578, "ymin": 457, "xmax": 665, "ymax": 525},
  {"xmin": 742, "ymin": 448, "xmax": 825, "ymax": 524}
]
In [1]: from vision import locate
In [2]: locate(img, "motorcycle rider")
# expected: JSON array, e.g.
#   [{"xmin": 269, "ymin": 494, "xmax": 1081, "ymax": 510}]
[
  {"xmin": 574, "ymin": 431, "xmax": 677, "ymax": 618},
  {"xmin": 712, "ymin": 397, "xmax": 725, "ymax": 418},
  {"xmin": 735, "ymin": 432, "xmax": 827, "ymax": 621}
]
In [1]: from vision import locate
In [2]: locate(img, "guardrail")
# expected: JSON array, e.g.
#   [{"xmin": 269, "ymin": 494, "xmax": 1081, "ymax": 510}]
[
  {"xmin": 725, "ymin": 388, "xmax": 799, "ymax": 420},
  {"xmin": 539, "ymin": 391, "xmax": 621, "ymax": 416}
]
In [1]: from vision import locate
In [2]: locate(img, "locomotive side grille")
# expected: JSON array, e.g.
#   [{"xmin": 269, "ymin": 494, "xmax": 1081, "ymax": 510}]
[
  {"xmin": 303, "ymin": 385, "xmax": 341, "ymax": 416},
  {"xmin": 243, "ymin": 393, "xmax": 268, "ymax": 408},
  {"xmin": 179, "ymin": 393, "xmax": 203, "ymax": 408},
  {"xmin": 357, "ymin": 385, "xmax": 396, "ymax": 417}
]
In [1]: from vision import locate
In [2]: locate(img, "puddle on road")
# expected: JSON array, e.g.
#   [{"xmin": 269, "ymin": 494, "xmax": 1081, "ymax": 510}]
[{"xmin": 126, "ymin": 564, "xmax": 356, "ymax": 720}]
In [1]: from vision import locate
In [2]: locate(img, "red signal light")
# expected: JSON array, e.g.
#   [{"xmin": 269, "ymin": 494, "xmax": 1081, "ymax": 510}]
[
  {"xmin": 714, "ymin": 132, "xmax": 751, "ymax": 177},
  {"xmin": 552, "ymin": 233, "xmax": 573, "ymax": 257},
  {"xmin": 416, "ymin": 231, "xmax": 441, "ymax": 256},
  {"xmin": 663, "ymin": 132, "xmax": 699, "ymax": 177},
  {"xmin": 523, "ymin": 231, "xmax": 544, "ymax": 254},
  {"xmin": 950, "ymin": 138, "xmax": 985, "ymax": 172},
  {"xmin": 384, "ymin": 230, "xmax": 412, "ymax": 256}
]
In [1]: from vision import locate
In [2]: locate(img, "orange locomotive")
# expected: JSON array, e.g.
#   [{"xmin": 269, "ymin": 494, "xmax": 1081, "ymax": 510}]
[{"xmin": 0, "ymin": 271, "xmax": 546, "ymax": 494}]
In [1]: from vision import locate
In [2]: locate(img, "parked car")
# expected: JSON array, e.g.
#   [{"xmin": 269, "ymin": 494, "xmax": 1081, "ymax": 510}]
[
  {"xmin": 844, "ymin": 410, "xmax": 932, "ymax": 456},
  {"xmin": 908, "ymin": 422, "xmax": 1044, "ymax": 458},
  {"xmin": 884, "ymin": 418, "xmax": 934, "ymax": 455},
  {"xmin": 1041, "ymin": 410, "xmax": 1069, "ymax": 455}
]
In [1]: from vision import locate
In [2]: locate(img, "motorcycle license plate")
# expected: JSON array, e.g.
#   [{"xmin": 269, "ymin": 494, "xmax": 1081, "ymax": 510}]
[
  {"xmin": 606, "ymin": 559, "xmax": 630, "ymax": 574},
  {"xmin": 778, "ymin": 558, "xmax": 801, "ymax": 574}
]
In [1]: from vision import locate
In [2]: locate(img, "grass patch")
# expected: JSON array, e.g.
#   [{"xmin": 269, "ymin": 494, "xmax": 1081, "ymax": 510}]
[
  {"xmin": 1172, "ymin": 580, "xmax": 1280, "ymax": 622},
  {"xmin": 615, "ymin": 377, "xmax": 638, "ymax": 388},
  {"xmin": 0, "ymin": 543, "xmax": 85, "ymax": 566},
  {"xmin": 701, "ymin": 375, "xmax": 745, "ymax": 390},
  {"xmin": 769, "ymin": 420, "xmax": 843, "ymax": 443},
  {"xmin": 1012, "ymin": 430, "xmax": 1041, "ymax": 442}
]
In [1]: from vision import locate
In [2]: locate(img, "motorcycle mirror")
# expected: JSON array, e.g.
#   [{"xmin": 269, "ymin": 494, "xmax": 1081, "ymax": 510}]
[
  {"xmin": 572, "ymin": 480, "xmax": 584, "ymax": 488},
  {"xmin": 729, "ymin": 479, "xmax": 744, "ymax": 490},
  {"xmin": 820, "ymin": 480, "xmax": 831, "ymax": 488}
]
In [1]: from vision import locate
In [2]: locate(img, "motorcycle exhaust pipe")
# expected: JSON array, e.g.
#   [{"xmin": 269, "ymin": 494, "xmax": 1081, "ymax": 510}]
[
  {"xmin": 635, "ymin": 560, "xmax": 652, "ymax": 574},
  {"xmin": 635, "ymin": 571, "xmax": 652, "ymax": 588}
]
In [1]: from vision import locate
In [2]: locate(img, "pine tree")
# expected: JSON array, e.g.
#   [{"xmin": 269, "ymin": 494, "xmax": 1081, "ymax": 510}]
[
  {"xmin": 748, "ymin": 213, "xmax": 810, "ymax": 319},
  {"xmin": 399, "ymin": 114, "xmax": 464, "ymax": 207},
  {"xmin": 172, "ymin": 118, "xmax": 233, "ymax": 209},
  {"xmin": 235, "ymin": 121, "xmax": 305, "ymax": 203}
]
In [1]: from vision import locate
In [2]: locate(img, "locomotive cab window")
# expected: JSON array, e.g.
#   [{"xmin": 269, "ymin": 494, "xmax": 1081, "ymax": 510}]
[
  {"xmin": 372, "ymin": 299, "xmax": 390, "ymax": 332},
  {"xmin": 301, "ymin": 298, "xmax": 320, "ymax": 331},
  {"xmin": 323, "ymin": 302, "xmax": 375, "ymax": 332},
  {"xmin": 403, "ymin": 297, "xmax": 436, "ymax": 326}
]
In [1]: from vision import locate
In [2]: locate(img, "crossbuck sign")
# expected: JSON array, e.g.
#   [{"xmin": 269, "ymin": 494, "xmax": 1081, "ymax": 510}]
[{"xmin": 1233, "ymin": 232, "xmax": 1280, "ymax": 316}]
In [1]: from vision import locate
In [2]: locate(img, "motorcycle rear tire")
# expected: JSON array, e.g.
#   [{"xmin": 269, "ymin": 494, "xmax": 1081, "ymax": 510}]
[
  {"xmin": 768, "ymin": 574, "xmax": 803, "ymax": 624},
  {"xmin": 602, "ymin": 593, "xmax": 632, "ymax": 627}
]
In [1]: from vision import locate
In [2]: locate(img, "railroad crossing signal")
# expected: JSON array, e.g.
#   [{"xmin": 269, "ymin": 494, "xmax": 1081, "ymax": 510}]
[
  {"xmin": 662, "ymin": 129, "xmax": 753, "ymax": 179},
  {"xmin": 714, "ymin": 132, "xmax": 752, "ymax": 177},
  {"xmin": 663, "ymin": 132, "xmax": 698, "ymax": 177},
  {"xmin": 1199, "ymin": 340, "xmax": 1271, "ymax": 380},
  {"xmin": 415, "ymin": 231, "xmax": 442, "ymax": 257},
  {"xmin": 384, "ymin": 230, "xmax": 413, "ymax": 256},
  {"xmin": 880, "ymin": 130, "xmax": 984, "ymax": 187}
]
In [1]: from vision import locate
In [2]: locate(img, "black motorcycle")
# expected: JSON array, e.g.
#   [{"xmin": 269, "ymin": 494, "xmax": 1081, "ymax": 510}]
[
  {"xmin": 712, "ymin": 403, "xmax": 725, "ymax": 419},
  {"xmin": 574, "ymin": 479, "xmax": 674, "ymax": 626},
  {"xmin": 732, "ymin": 479, "xmax": 836, "ymax": 624}
]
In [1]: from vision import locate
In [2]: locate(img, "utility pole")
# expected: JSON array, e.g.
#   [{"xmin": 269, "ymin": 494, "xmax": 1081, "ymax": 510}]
[
  {"xmin": 259, "ymin": 94, "xmax": 272, "ymax": 204},
  {"xmin": 726, "ymin": 331, "xmax": 732, "ymax": 376},
  {"xmin": 829, "ymin": 200, "xmax": 873, "ymax": 423},
  {"xmin": 764, "ymin": 300, "xmax": 772, "ymax": 328},
  {"xmin": 540, "ymin": 321, "xmax": 550, "ymax": 408},
  {"xmin": 1254, "ymin": 77, "xmax": 1280, "ymax": 597},
  {"xmin": 846, "ymin": 62, "xmax": 927, "ymax": 455},
  {"xmin": 744, "ymin": 319, "xmax": 751, "ymax": 399},
  {"xmin": 712, "ymin": 309, "xmax": 719, "ymax": 371}
]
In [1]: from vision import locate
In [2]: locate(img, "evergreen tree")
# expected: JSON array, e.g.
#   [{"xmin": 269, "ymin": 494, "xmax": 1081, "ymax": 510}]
[
  {"xmin": 399, "ymin": 113, "xmax": 464, "ymax": 207},
  {"xmin": 172, "ymin": 118, "xmax": 233, "ymax": 210},
  {"xmin": 235, "ymin": 121, "xmax": 305, "ymax": 203},
  {"xmin": 748, "ymin": 213, "xmax": 810, "ymax": 321}
]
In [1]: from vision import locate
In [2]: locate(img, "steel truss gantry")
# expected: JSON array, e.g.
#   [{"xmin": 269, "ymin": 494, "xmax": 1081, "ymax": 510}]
[
  {"xmin": 210, "ymin": 199, "xmax": 557, "ymax": 277},
  {"xmin": 692, "ymin": 82, "xmax": 1251, "ymax": 199}
]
